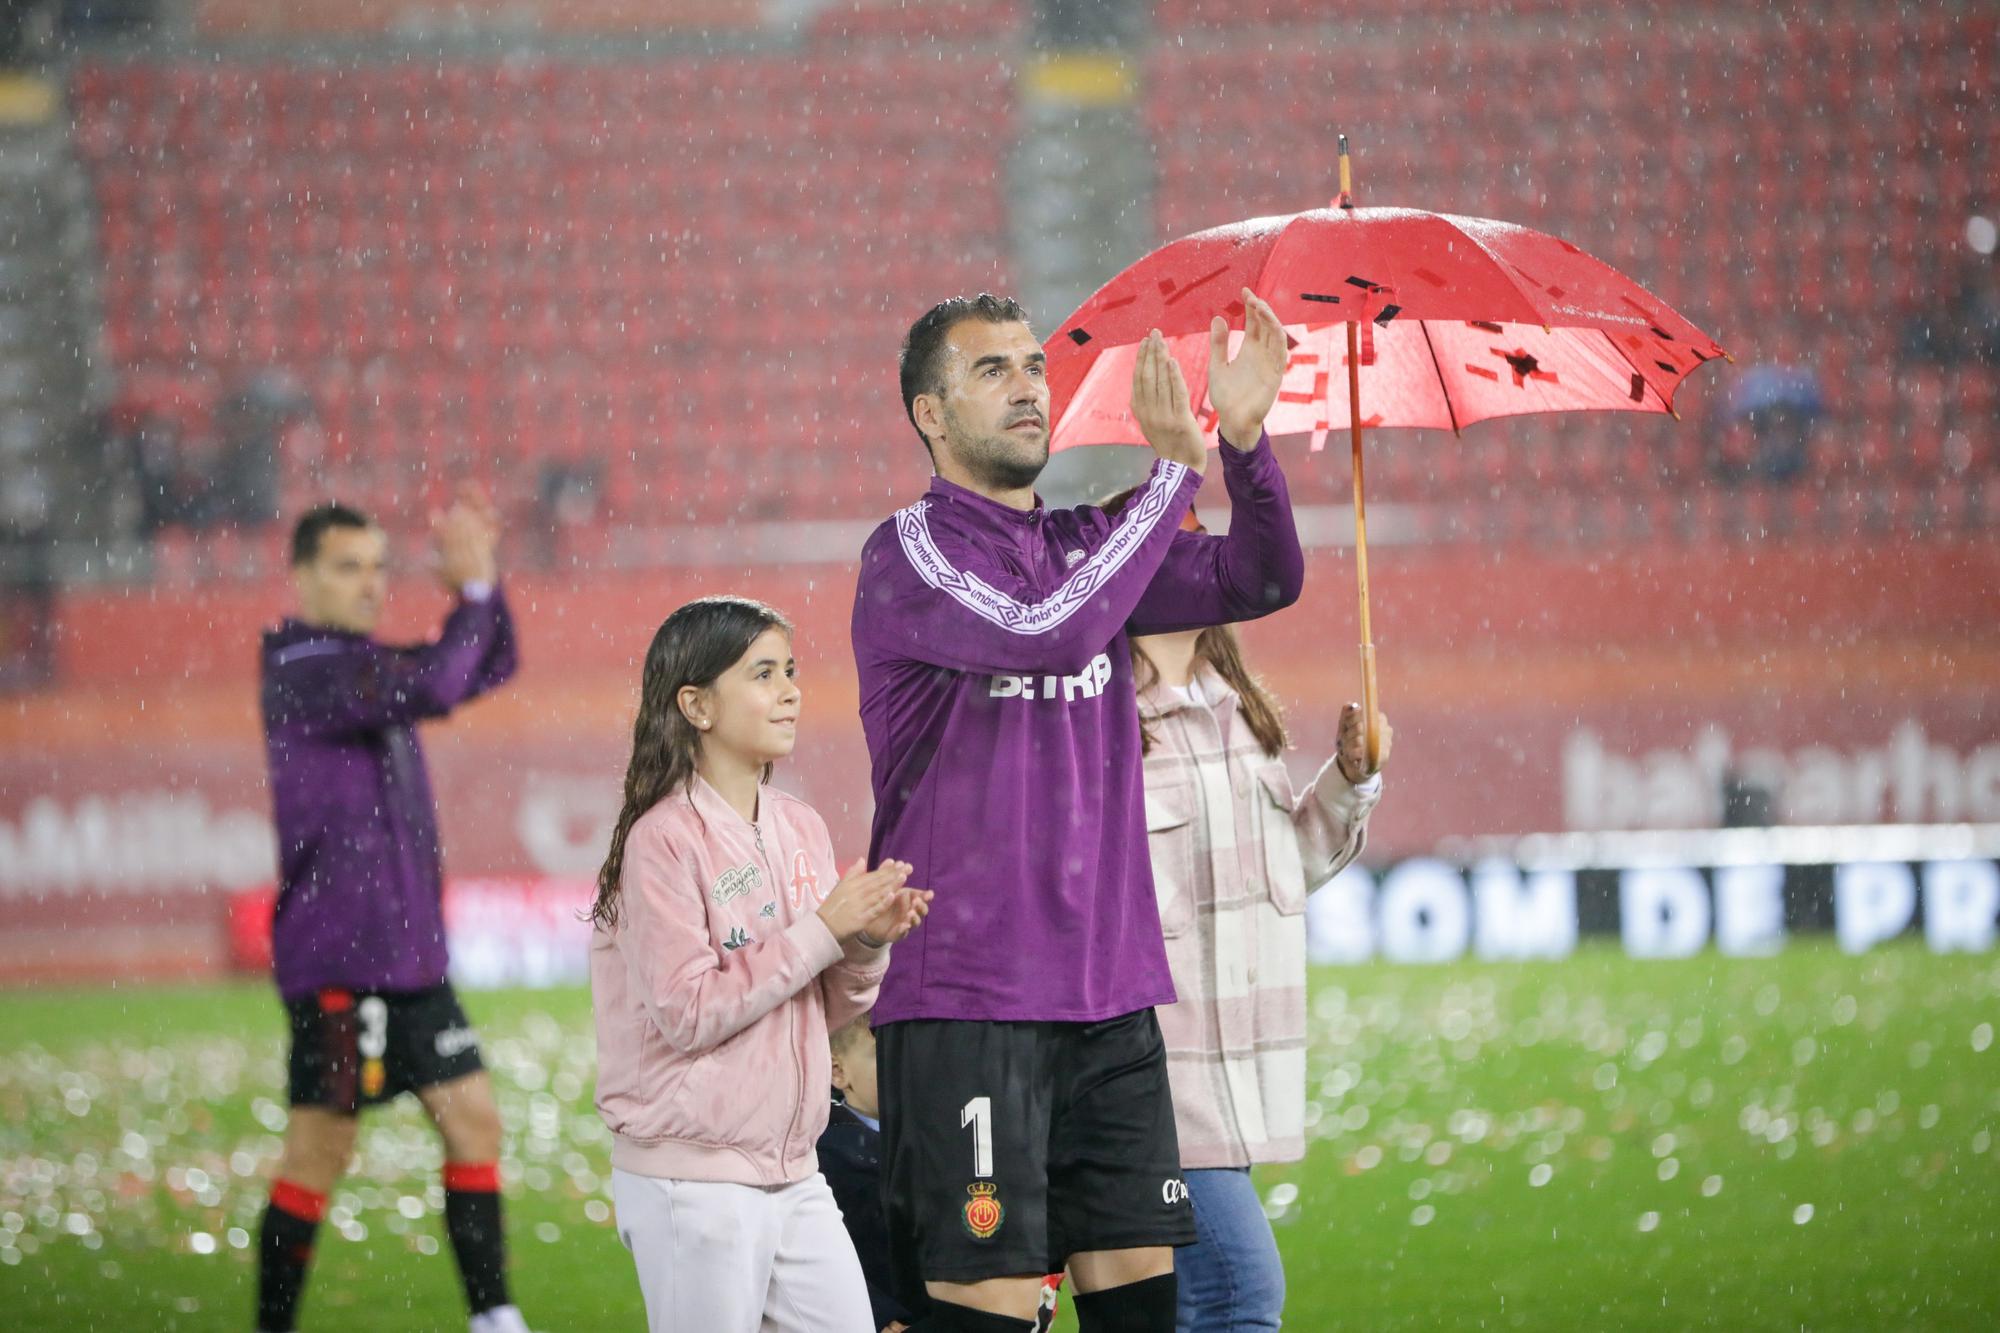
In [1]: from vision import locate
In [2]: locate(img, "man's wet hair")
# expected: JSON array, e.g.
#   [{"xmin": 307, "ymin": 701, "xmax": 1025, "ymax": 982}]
[
  {"xmin": 899, "ymin": 293, "xmax": 1032, "ymax": 454},
  {"xmin": 290, "ymin": 502, "xmax": 375, "ymax": 567}
]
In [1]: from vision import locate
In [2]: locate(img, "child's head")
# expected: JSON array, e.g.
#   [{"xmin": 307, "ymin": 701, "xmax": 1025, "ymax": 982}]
[
  {"xmin": 829, "ymin": 1014, "xmax": 880, "ymax": 1120},
  {"xmin": 656, "ymin": 598, "xmax": 800, "ymax": 773},
  {"xmin": 591, "ymin": 596, "xmax": 795, "ymax": 928}
]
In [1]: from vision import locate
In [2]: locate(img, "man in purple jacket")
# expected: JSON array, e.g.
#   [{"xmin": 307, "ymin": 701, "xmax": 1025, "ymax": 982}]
[
  {"xmin": 254, "ymin": 492, "xmax": 529, "ymax": 1333},
  {"xmin": 853, "ymin": 291, "xmax": 1298, "ymax": 1332}
]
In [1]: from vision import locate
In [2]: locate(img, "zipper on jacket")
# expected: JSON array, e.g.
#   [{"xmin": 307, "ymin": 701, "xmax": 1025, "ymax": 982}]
[{"xmin": 753, "ymin": 819, "xmax": 805, "ymax": 1176}]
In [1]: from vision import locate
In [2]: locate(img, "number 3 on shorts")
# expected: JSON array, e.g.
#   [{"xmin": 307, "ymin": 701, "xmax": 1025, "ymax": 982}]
[{"xmin": 961, "ymin": 1095, "xmax": 993, "ymax": 1179}]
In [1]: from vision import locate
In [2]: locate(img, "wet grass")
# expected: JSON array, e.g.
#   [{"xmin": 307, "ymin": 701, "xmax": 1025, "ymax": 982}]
[{"xmin": 2, "ymin": 943, "xmax": 1996, "ymax": 1331}]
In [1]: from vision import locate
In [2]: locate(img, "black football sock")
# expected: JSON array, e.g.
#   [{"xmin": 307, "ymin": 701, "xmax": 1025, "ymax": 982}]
[
  {"xmin": 256, "ymin": 1179, "xmax": 326, "ymax": 1332},
  {"xmin": 442, "ymin": 1160, "xmax": 511, "ymax": 1314},
  {"xmin": 1073, "ymin": 1272, "xmax": 1178, "ymax": 1333}
]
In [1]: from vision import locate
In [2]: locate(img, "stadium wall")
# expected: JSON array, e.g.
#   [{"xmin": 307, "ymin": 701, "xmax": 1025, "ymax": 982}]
[{"xmin": 5, "ymin": 537, "xmax": 1995, "ymax": 986}]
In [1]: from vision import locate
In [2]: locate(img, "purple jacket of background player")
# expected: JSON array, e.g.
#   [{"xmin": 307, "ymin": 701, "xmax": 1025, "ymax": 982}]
[
  {"xmin": 259, "ymin": 590, "xmax": 517, "ymax": 1000},
  {"xmin": 852, "ymin": 433, "xmax": 1303, "ymax": 1025}
]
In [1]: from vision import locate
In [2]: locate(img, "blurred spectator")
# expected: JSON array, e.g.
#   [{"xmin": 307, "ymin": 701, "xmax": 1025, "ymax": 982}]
[
  {"xmin": 0, "ymin": 458, "xmax": 55, "ymax": 692},
  {"xmin": 109, "ymin": 408, "xmax": 201, "ymax": 536},
  {"xmin": 532, "ymin": 459, "xmax": 601, "ymax": 567},
  {"xmin": 212, "ymin": 370, "xmax": 311, "ymax": 529},
  {"xmin": 0, "ymin": 1, "xmax": 55, "ymax": 65},
  {"xmin": 57, "ymin": 0, "xmax": 157, "ymax": 40},
  {"xmin": 1710, "ymin": 364, "xmax": 1821, "ymax": 486},
  {"xmin": 104, "ymin": 369, "xmax": 311, "ymax": 540},
  {"xmin": 1902, "ymin": 226, "xmax": 2000, "ymax": 367}
]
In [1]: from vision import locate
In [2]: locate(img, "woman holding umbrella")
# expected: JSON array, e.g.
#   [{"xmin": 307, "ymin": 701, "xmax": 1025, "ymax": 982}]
[{"xmin": 1103, "ymin": 486, "xmax": 1391, "ymax": 1333}]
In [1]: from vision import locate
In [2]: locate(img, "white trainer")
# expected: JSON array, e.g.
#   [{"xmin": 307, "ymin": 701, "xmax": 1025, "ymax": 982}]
[{"xmin": 469, "ymin": 1305, "xmax": 535, "ymax": 1333}]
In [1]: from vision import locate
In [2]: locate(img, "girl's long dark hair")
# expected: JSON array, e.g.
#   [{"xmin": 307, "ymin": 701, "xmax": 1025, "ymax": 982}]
[
  {"xmin": 589, "ymin": 596, "xmax": 793, "ymax": 929},
  {"xmin": 1101, "ymin": 486, "xmax": 1289, "ymax": 759}
]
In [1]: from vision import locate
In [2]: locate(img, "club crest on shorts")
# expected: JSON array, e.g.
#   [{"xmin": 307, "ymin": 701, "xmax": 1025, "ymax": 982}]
[{"xmin": 961, "ymin": 1181, "xmax": 1004, "ymax": 1240}]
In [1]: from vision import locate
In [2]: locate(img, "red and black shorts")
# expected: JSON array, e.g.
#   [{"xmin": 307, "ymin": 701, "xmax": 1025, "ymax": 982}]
[
  {"xmin": 285, "ymin": 983, "xmax": 485, "ymax": 1113},
  {"xmin": 875, "ymin": 1008, "xmax": 1195, "ymax": 1301}
]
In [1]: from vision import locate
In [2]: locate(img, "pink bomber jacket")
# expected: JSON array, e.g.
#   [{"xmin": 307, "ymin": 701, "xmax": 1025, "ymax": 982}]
[{"xmin": 591, "ymin": 774, "xmax": 886, "ymax": 1185}]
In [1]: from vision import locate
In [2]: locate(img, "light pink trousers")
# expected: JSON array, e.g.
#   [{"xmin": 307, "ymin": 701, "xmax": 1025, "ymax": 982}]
[{"xmin": 611, "ymin": 1168, "xmax": 875, "ymax": 1333}]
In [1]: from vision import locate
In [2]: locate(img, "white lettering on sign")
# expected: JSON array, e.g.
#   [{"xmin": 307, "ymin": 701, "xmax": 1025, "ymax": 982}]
[
  {"xmin": 1471, "ymin": 859, "xmax": 1577, "ymax": 961},
  {"xmin": 1620, "ymin": 867, "xmax": 1712, "ymax": 959},
  {"xmin": 1302, "ymin": 857, "xmax": 1999, "ymax": 968},
  {"xmin": 1924, "ymin": 859, "xmax": 2000, "ymax": 953},
  {"xmin": 0, "ymin": 793, "xmax": 276, "ymax": 899},
  {"xmin": 1834, "ymin": 862, "xmax": 1917, "ymax": 954},
  {"xmin": 1713, "ymin": 864, "xmax": 1786, "ymax": 957},
  {"xmin": 1563, "ymin": 722, "xmax": 2000, "ymax": 831}
]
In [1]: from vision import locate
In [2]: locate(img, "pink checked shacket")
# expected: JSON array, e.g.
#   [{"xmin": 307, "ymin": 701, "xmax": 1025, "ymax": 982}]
[{"xmin": 1141, "ymin": 671, "xmax": 1381, "ymax": 1169}]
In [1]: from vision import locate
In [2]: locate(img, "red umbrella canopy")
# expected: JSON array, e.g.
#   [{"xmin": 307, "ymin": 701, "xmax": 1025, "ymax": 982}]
[{"xmin": 1047, "ymin": 206, "xmax": 1729, "ymax": 451}]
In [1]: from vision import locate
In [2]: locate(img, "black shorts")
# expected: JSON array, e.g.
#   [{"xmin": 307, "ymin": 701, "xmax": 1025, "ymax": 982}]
[
  {"xmin": 876, "ymin": 1008, "xmax": 1195, "ymax": 1292},
  {"xmin": 286, "ymin": 983, "xmax": 485, "ymax": 1113}
]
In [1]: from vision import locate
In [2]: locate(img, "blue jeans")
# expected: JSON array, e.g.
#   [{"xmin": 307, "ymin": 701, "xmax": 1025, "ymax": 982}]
[{"xmin": 1176, "ymin": 1167, "xmax": 1285, "ymax": 1332}]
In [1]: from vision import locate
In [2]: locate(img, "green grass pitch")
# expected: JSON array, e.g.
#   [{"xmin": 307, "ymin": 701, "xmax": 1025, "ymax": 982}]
[{"xmin": 2, "ymin": 944, "xmax": 1995, "ymax": 1331}]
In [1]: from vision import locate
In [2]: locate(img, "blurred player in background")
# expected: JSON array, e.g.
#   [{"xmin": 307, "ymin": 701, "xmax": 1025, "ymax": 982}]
[{"xmin": 254, "ymin": 489, "xmax": 527, "ymax": 1333}]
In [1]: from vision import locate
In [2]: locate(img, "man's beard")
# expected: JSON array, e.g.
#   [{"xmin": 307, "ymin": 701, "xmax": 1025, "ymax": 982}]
[{"xmin": 942, "ymin": 404, "xmax": 1048, "ymax": 492}]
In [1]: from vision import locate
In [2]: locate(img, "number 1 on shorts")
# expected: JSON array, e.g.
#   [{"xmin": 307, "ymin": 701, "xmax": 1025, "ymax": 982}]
[{"xmin": 961, "ymin": 1095, "xmax": 993, "ymax": 1178}]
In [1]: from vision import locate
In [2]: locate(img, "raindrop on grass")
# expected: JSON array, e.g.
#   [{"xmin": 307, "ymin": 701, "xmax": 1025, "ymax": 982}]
[
  {"xmin": 1410, "ymin": 1205, "xmax": 1435, "ymax": 1227},
  {"xmin": 1528, "ymin": 1164, "xmax": 1552, "ymax": 1187},
  {"xmin": 1637, "ymin": 1211, "xmax": 1660, "ymax": 1232},
  {"xmin": 189, "ymin": 1231, "xmax": 216, "ymax": 1255},
  {"xmin": 1973, "ymin": 1023, "xmax": 1993, "ymax": 1053},
  {"xmin": 1701, "ymin": 1174, "xmax": 1723, "ymax": 1197}
]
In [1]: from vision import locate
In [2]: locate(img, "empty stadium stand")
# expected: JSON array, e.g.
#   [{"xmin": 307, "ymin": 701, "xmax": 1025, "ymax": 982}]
[{"xmin": 68, "ymin": 5, "xmax": 1995, "ymax": 576}]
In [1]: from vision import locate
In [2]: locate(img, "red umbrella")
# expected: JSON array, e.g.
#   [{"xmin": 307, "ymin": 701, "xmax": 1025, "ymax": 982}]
[{"xmin": 1046, "ymin": 140, "xmax": 1728, "ymax": 769}]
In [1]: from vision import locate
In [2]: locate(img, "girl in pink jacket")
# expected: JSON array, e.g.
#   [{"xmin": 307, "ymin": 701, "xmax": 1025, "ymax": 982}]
[{"xmin": 590, "ymin": 596, "xmax": 931, "ymax": 1333}]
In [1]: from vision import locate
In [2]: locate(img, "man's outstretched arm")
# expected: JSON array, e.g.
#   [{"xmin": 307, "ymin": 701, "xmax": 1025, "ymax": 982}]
[{"xmin": 1128, "ymin": 289, "xmax": 1303, "ymax": 631}]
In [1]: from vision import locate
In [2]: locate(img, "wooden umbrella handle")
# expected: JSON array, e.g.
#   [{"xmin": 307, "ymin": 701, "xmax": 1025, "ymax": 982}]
[
  {"xmin": 1347, "ymin": 319, "xmax": 1381, "ymax": 774},
  {"xmin": 1339, "ymin": 135, "xmax": 1379, "ymax": 772}
]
